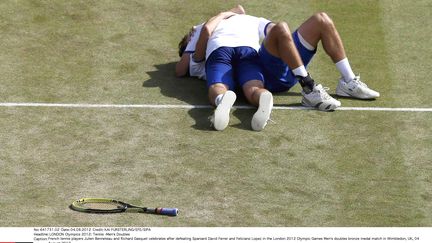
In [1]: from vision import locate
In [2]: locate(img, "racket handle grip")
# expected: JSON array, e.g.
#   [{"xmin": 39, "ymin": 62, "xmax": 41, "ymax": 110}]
[{"xmin": 155, "ymin": 208, "xmax": 179, "ymax": 216}]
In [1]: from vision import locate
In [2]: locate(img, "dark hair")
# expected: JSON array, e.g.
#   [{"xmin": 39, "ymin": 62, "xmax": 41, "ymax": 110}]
[{"xmin": 178, "ymin": 33, "xmax": 189, "ymax": 57}]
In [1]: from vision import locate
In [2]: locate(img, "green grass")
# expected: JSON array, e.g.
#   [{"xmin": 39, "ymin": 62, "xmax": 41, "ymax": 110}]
[{"xmin": 0, "ymin": 0, "xmax": 431, "ymax": 227}]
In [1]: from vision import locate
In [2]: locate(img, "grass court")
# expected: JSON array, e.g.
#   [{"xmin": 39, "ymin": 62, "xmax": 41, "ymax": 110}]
[{"xmin": 0, "ymin": 0, "xmax": 431, "ymax": 226}]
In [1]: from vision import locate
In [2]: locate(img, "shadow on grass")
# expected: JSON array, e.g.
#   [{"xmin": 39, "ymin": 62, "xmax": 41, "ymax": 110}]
[
  {"xmin": 231, "ymin": 108, "xmax": 255, "ymax": 131},
  {"xmin": 143, "ymin": 62, "xmax": 309, "ymax": 131},
  {"xmin": 334, "ymin": 94, "xmax": 378, "ymax": 102},
  {"xmin": 143, "ymin": 62, "xmax": 214, "ymax": 130},
  {"xmin": 187, "ymin": 109, "xmax": 213, "ymax": 131},
  {"xmin": 274, "ymin": 91, "xmax": 302, "ymax": 97},
  {"xmin": 143, "ymin": 62, "xmax": 208, "ymax": 104}
]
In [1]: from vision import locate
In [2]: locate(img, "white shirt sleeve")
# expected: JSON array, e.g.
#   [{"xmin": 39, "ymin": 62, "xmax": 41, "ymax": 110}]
[
  {"xmin": 189, "ymin": 53, "xmax": 206, "ymax": 80},
  {"xmin": 258, "ymin": 17, "xmax": 272, "ymax": 40}
]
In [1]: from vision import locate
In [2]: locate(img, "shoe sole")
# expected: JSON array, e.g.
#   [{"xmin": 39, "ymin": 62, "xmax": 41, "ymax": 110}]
[
  {"xmin": 213, "ymin": 91, "xmax": 236, "ymax": 131},
  {"xmin": 301, "ymin": 97, "xmax": 340, "ymax": 111},
  {"xmin": 336, "ymin": 86, "xmax": 380, "ymax": 99},
  {"xmin": 251, "ymin": 91, "xmax": 273, "ymax": 131},
  {"xmin": 335, "ymin": 86, "xmax": 353, "ymax": 97}
]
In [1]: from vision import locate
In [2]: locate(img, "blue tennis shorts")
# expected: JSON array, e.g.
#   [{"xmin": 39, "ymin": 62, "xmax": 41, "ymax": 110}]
[
  {"xmin": 206, "ymin": 46, "xmax": 264, "ymax": 90},
  {"xmin": 259, "ymin": 30, "xmax": 317, "ymax": 93}
]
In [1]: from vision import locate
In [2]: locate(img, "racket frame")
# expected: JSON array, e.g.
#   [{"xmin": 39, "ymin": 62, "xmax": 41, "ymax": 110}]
[{"xmin": 70, "ymin": 198, "xmax": 178, "ymax": 216}]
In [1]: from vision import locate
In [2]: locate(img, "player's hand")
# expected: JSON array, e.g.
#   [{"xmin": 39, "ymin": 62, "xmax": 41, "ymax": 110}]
[{"xmin": 230, "ymin": 5, "xmax": 245, "ymax": 15}]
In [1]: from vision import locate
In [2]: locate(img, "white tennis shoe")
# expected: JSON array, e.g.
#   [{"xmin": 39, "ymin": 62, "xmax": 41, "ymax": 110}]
[
  {"xmin": 211, "ymin": 91, "xmax": 236, "ymax": 131},
  {"xmin": 301, "ymin": 84, "xmax": 341, "ymax": 111},
  {"xmin": 336, "ymin": 75, "xmax": 380, "ymax": 99},
  {"xmin": 251, "ymin": 91, "xmax": 273, "ymax": 131}
]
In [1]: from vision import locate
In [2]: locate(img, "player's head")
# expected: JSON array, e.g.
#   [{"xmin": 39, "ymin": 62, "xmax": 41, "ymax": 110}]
[{"xmin": 178, "ymin": 26, "xmax": 196, "ymax": 57}]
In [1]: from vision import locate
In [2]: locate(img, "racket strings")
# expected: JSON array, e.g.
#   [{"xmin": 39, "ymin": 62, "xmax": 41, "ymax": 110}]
[{"xmin": 80, "ymin": 202, "xmax": 124, "ymax": 210}]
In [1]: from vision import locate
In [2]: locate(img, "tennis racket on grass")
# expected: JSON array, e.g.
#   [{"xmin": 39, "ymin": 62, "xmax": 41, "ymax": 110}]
[{"xmin": 70, "ymin": 198, "xmax": 178, "ymax": 216}]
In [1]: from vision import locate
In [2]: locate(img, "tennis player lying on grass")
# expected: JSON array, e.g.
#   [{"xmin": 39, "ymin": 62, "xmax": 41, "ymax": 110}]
[
  {"xmin": 176, "ymin": 5, "xmax": 274, "ymax": 132},
  {"xmin": 176, "ymin": 7, "xmax": 380, "ymax": 112}
]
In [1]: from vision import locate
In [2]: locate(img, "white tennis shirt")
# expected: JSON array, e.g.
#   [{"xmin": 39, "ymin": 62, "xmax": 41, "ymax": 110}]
[
  {"xmin": 206, "ymin": 15, "xmax": 270, "ymax": 59},
  {"xmin": 184, "ymin": 15, "xmax": 271, "ymax": 79}
]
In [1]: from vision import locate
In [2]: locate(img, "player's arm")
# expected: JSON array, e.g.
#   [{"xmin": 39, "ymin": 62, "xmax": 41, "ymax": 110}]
[
  {"xmin": 176, "ymin": 26, "xmax": 198, "ymax": 77},
  {"xmin": 175, "ymin": 11, "xmax": 233, "ymax": 77},
  {"xmin": 175, "ymin": 53, "xmax": 191, "ymax": 77},
  {"xmin": 192, "ymin": 6, "xmax": 244, "ymax": 62},
  {"xmin": 175, "ymin": 5, "xmax": 244, "ymax": 77}
]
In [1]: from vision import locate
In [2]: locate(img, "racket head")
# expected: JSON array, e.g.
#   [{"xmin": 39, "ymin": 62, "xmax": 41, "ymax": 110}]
[{"xmin": 70, "ymin": 198, "xmax": 128, "ymax": 213}]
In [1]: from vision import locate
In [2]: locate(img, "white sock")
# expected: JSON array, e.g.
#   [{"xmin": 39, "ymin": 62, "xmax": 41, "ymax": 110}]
[
  {"xmin": 215, "ymin": 94, "xmax": 224, "ymax": 106},
  {"xmin": 292, "ymin": 65, "xmax": 308, "ymax": 77},
  {"xmin": 336, "ymin": 58, "xmax": 355, "ymax": 82}
]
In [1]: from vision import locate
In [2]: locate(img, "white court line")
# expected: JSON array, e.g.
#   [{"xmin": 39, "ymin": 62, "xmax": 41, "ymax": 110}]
[{"xmin": 0, "ymin": 102, "xmax": 432, "ymax": 112}]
